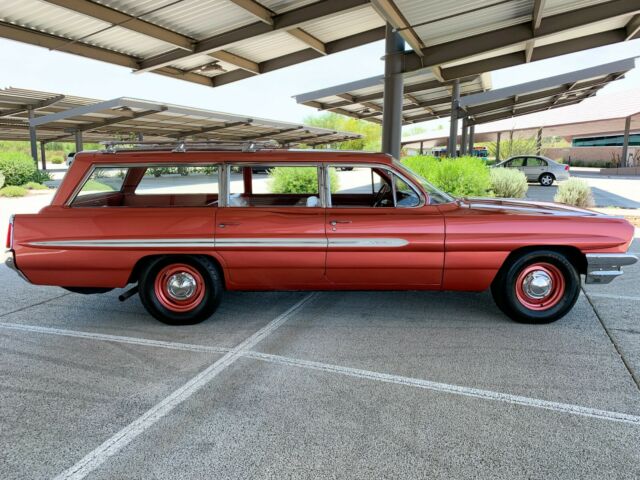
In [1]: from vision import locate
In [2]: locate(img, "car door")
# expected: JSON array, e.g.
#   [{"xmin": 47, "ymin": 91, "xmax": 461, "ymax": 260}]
[
  {"xmin": 525, "ymin": 157, "xmax": 547, "ymax": 181},
  {"xmin": 214, "ymin": 164, "xmax": 327, "ymax": 289},
  {"xmin": 325, "ymin": 164, "xmax": 444, "ymax": 288}
]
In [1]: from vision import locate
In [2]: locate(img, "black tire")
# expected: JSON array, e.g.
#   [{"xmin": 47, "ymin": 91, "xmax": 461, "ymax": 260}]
[
  {"xmin": 138, "ymin": 255, "xmax": 223, "ymax": 325},
  {"xmin": 491, "ymin": 250, "xmax": 580, "ymax": 324},
  {"xmin": 539, "ymin": 173, "xmax": 554, "ymax": 186}
]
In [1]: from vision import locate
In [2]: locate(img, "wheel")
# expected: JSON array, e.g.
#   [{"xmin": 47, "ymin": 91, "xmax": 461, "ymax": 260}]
[
  {"xmin": 491, "ymin": 250, "xmax": 580, "ymax": 324},
  {"xmin": 539, "ymin": 173, "xmax": 554, "ymax": 186},
  {"xmin": 138, "ymin": 256, "xmax": 223, "ymax": 325}
]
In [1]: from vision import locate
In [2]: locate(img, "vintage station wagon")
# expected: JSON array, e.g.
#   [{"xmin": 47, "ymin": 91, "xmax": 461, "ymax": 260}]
[{"xmin": 5, "ymin": 142, "xmax": 638, "ymax": 325}]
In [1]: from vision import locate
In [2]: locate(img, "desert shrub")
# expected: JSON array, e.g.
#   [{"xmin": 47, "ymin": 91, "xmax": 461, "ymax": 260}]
[
  {"xmin": 32, "ymin": 170, "xmax": 53, "ymax": 183},
  {"xmin": 402, "ymin": 155, "xmax": 492, "ymax": 197},
  {"xmin": 269, "ymin": 167, "xmax": 339, "ymax": 194},
  {"xmin": 0, "ymin": 185, "xmax": 28, "ymax": 197},
  {"xmin": 490, "ymin": 168, "xmax": 528, "ymax": 198},
  {"xmin": 51, "ymin": 157, "xmax": 64, "ymax": 164},
  {"xmin": 82, "ymin": 180, "xmax": 114, "ymax": 192},
  {"xmin": 0, "ymin": 151, "xmax": 37, "ymax": 186},
  {"xmin": 554, "ymin": 178, "xmax": 594, "ymax": 207},
  {"xmin": 0, "ymin": 172, "xmax": 4, "ymax": 189},
  {"xmin": 22, "ymin": 181, "xmax": 48, "ymax": 190}
]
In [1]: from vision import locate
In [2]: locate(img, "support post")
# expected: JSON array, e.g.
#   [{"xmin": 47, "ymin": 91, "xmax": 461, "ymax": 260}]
[
  {"xmin": 460, "ymin": 117, "xmax": 468, "ymax": 155},
  {"xmin": 468, "ymin": 125, "xmax": 475, "ymax": 156},
  {"xmin": 419, "ymin": 141, "xmax": 424, "ymax": 155},
  {"xmin": 495, "ymin": 132, "xmax": 501, "ymax": 161},
  {"xmin": 381, "ymin": 23, "xmax": 404, "ymax": 159},
  {"xmin": 137, "ymin": 132, "xmax": 144, "ymax": 141},
  {"xmin": 622, "ymin": 116, "xmax": 631, "ymax": 167},
  {"xmin": 28, "ymin": 107, "xmax": 38, "ymax": 166},
  {"xmin": 448, "ymin": 79, "xmax": 460, "ymax": 158},
  {"xmin": 40, "ymin": 141, "xmax": 47, "ymax": 170},
  {"xmin": 75, "ymin": 130, "xmax": 83, "ymax": 153},
  {"xmin": 536, "ymin": 127, "xmax": 543, "ymax": 155}
]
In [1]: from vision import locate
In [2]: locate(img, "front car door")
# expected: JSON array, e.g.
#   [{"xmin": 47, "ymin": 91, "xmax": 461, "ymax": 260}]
[
  {"xmin": 214, "ymin": 163, "xmax": 327, "ymax": 289},
  {"xmin": 324, "ymin": 163, "xmax": 444, "ymax": 288}
]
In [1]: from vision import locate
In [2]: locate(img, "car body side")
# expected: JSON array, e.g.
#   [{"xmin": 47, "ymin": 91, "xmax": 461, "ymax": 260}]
[{"xmin": 9, "ymin": 150, "xmax": 634, "ymax": 293}]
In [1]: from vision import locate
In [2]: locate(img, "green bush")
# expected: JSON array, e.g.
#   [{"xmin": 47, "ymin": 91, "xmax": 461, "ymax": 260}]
[
  {"xmin": 490, "ymin": 168, "xmax": 528, "ymax": 198},
  {"xmin": 22, "ymin": 181, "xmax": 48, "ymax": 190},
  {"xmin": 0, "ymin": 151, "xmax": 37, "ymax": 186},
  {"xmin": 32, "ymin": 170, "xmax": 53, "ymax": 183},
  {"xmin": 554, "ymin": 178, "xmax": 594, "ymax": 208},
  {"xmin": 0, "ymin": 186, "xmax": 28, "ymax": 197},
  {"xmin": 402, "ymin": 155, "xmax": 492, "ymax": 197},
  {"xmin": 0, "ymin": 172, "xmax": 4, "ymax": 189},
  {"xmin": 269, "ymin": 167, "xmax": 339, "ymax": 194},
  {"xmin": 82, "ymin": 180, "xmax": 114, "ymax": 192},
  {"xmin": 51, "ymin": 157, "xmax": 64, "ymax": 164}
]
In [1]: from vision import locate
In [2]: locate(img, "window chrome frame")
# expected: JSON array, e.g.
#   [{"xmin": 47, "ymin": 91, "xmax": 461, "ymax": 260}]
[
  {"xmin": 66, "ymin": 163, "xmax": 223, "ymax": 207},
  {"xmin": 325, "ymin": 163, "xmax": 425, "ymax": 209}
]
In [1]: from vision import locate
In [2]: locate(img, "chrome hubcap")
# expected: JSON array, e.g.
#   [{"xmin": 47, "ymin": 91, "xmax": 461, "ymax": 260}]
[
  {"xmin": 166, "ymin": 272, "xmax": 197, "ymax": 300},
  {"xmin": 522, "ymin": 270, "xmax": 553, "ymax": 299}
]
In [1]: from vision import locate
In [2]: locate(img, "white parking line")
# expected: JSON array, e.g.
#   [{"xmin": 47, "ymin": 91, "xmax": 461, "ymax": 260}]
[
  {"xmin": 586, "ymin": 293, "xmax": 640, "ymax": 302},
  {"xmin": 245, "ymin": 351, "xmax": 640, "ymax": 427},
  {"xmin": 2, "ymin": 318, "xmax": 639, "ymax": 429},
  {"xmin": 52, "ymin": 292, "xmax": 317, "ymax": 480},
  {"xmin": 0, "ymin": 322, "xmax": 228, "ymax": 354}
]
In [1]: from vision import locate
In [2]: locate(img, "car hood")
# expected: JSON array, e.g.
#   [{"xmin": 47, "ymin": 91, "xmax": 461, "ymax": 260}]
[{"xmin": 460, "ymin": 197, "xmax": 602, "ymax": 217}]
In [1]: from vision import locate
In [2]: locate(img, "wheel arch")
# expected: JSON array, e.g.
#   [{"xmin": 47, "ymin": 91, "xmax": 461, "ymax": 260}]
[
  {"xmin": 496, "ymin": 245, "xmax": 587, "ymax": 281},
  {"xmin": 128, "ymin": 253, "xmax": 228, "ymax": 288},
  {"xmin": 538, "ymin": 171, "xmax": 556, "ymax": 182}
]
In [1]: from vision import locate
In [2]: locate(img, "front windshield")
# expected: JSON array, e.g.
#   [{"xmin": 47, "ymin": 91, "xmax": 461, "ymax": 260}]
[{"xmin": 393, "ymin": 160, "xmax": 454, "ymax": 204}]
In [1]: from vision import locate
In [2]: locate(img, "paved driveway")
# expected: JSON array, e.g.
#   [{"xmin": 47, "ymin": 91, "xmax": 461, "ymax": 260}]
[{"xmin": 1, "ymin": 238, "xmax": 639, "ymax": 479}]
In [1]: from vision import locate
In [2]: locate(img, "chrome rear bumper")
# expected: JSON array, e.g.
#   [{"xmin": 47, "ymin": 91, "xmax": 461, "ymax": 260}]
[
  {"xmin": 4, "ymin": 250, "xmax": 29, "ymax": 282},
  {"xmin": 585, "ymin": 253, "xmax": 638, "ymax": 284}
]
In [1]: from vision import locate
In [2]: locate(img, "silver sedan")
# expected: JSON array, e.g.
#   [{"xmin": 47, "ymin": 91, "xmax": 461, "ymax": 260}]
[{"xmin": 494, "ymin": 155, "xmax": 570, "ymax": 186}]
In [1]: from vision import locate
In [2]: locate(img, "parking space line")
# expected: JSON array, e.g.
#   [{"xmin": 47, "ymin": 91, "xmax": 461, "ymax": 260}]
[
  {"xmin": 245, "ymin": 351, "xmax": 640, "ymax": 427},
  {"xmin": 52, "ymin": 292, "xmax": 317, "ymax": 480},
  {"xmin": 586, "ymin": 293, "xmax": 640, "ymax": 301},
  {"xmin": 0, "ymin": 322, "xmax": 229, "ymax": 354},
  {"xmin": 0, "ymin": 292, "xmax": 70, "ymax": 318}
]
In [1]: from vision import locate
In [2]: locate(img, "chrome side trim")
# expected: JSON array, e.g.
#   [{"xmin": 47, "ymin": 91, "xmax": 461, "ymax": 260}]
[
  {"xmin": 5, "ymin": 250, "xmax": 30, "ymax": 283},
  {"xmin": 27, "ymin": 237, "xmax": 410, "ymax": 249},
  {"xmin": 585, "ymin": 253, "xmax": 638, "ymax": 284}
]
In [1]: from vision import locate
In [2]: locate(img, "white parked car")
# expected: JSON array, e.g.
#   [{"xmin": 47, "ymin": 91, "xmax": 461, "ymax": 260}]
[
  {"xmin": 494, "ymin": 155, "xmax": 569, "ymax": 186},
  {"xmin": 65, "ymin": 152, "xmax": 76, "ymax": 167}
]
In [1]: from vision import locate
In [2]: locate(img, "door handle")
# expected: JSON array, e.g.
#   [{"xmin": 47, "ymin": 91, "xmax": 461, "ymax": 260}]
[
  {"xmin": 329, "ymin": 220, "xmax": 352, "ymax": 226},
  {"xmin": 218, "ymin": 222, "xmax": 240, "ymax": 228}
]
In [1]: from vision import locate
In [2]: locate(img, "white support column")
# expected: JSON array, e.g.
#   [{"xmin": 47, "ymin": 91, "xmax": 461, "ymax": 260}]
[{"xmin": 381, "ymin": 23, "xmax": 404, "ymax": 159}]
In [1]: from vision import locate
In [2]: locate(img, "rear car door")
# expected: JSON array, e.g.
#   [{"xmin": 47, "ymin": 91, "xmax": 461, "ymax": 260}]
[
  {"xmin": 525, "ymin": 157, "xmax": 547, "ymax": 180},
  {"xmin": 324, "ymin": 164, "xmax": 444, "ymax": 288},
  {"xmin": 214, "ymin": 164, "xmax": 327, "ymax": 289}
]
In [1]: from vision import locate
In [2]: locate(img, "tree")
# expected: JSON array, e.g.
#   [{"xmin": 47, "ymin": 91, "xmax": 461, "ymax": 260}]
[{"xmin": 302, "ymin": 112, "xmax": 381, "ymax": 151}]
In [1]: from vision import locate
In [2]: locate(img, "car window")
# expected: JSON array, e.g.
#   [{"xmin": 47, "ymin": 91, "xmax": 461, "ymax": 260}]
[
  {"xmin": 136, "ymin": 165, "xmax": 220, "ymax": 194},
  {"xmin": 229, "ymin": 165, "xmax": 320, "ymax": 208},
  {"xmin": 75, "ymin": 167, "xmax": 128, "ymax": 197},
  {"xmin": 526, "ymin": 157, "xmax": 546, "ymax": 167},
  {"xmin": 507, "ymin": 158, "xmax": 525, "ymax": 167},
  {"xmin": 394, "ymin": 176, "xmax": 420, "ymax": 207},
  {"xmin": 329, "ymin": 166, "xmax": 391, "ymax": 208}
]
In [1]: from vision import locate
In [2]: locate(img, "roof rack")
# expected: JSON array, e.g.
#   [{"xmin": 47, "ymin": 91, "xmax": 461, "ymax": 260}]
[{"xmin": 100, "ymin": 140, "xmax": 282, "ymax": 153}]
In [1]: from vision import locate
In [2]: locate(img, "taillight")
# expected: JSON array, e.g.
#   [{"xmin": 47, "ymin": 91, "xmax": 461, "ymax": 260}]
[
  {"xmin": 6, "ymin": 215, "xmax": 14, "ymax": 249},
  {"xmin": 565, "ymin": 165, "xmax": 570, "ymax": 171}
]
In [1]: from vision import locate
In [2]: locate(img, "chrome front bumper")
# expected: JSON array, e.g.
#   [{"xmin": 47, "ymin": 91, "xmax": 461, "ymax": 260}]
[
  {"xmin": 585, "ymin": 253, "xmax": 638, "ymax": 284},
  {"xmin": 5, "ymin": 250, "xmax": 29, "ymax": 282}
]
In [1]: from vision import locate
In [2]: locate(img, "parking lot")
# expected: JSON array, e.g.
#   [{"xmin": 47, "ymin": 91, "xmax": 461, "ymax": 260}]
[{"xmin": 2, "ymin": 230, "xmax": 640, "ymax": 478}]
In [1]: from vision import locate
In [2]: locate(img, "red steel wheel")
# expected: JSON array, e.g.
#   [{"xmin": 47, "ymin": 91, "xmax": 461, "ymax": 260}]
[
  {"xmin": 153, "ymin": 263, "xmax": 206, "ymax": 313},
  {"xmin": 514, "ymin": 262, "xmax": 565, "ymax": 311}
]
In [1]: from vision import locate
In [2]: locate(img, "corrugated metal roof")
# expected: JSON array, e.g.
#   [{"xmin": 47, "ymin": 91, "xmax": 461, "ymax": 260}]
[{"xmin": 0, "ymin": 87, "xmax": 361, "ymax": 146}]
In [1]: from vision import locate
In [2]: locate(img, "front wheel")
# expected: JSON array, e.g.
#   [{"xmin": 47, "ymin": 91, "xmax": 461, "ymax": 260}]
[
  {"xmin": 138, "ymin": 256, "xmax": 223, "ymax": 325},
  {"xmin": 539, "ymin": 173, "xmax": 554, "ymax": 186},
  {"xmin": 491, "ymin": 250, "xmax": 580, "ymax": 324}
]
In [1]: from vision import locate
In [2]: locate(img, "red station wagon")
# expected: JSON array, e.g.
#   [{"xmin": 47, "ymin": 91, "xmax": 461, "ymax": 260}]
[{"xmin": 5, "ymin": 143, "xmax": 638, "ymax": 325}]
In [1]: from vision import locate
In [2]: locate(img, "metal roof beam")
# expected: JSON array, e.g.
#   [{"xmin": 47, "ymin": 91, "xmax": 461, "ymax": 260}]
[
  {"xmin": 41, "ymin": 0, "xmax": 194, "ymax": 51},
  {"xmin": 370, "ymin": 0, "xmax": 424, "ymax": 54},
  {"xmin": 228, "ymin": 0, "xmax": 274, "ymax": 25},
  {"xmin": 136, "ymin": 0, "xmax": 371, "ymax": 73},
  {"xmin": 172, "ymin": 121, "xmax": 253, "ymax": 138},
  {"xmin": 0, "ymin": 94, "xmax": 65, "ymax": 117},
  {"xmin": 207, "ymin": 51, "xmax": 260, "ymax": 74},
  {"xmin": 402, "ymin": 0, "xmax": 640, "ymax": 76},
  {"xmin": 63, "ymin": 108, "xmax": 166, "ymax": 133},
  {"xmin": 625, "ymin": 14, "xmax": 640, "ymax": 40},
  {"xmin": 468, "ymin": 97, "xmax": 583, "ymax": 125},
  {"xmin": 237, "ymin": 126, "xmax": 303, "ymax": 140},
  {"xmin": 287, "ymin": 28, "xmax": 326, "ymax": 54},
  {"xmin": 532, "ymin": 0, "xmax": 547, "ymax": 31}
]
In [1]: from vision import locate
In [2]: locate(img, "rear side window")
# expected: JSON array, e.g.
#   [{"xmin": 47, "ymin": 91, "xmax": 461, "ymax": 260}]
[
  {"xmin": 136, "ymin": 166, "xmax": 220, "ymax": 194},
  {"xmin": 526, "ymin": 157, "xmax": 547, "ymax": 167},
  {"xmin": 75, "ymin": 167, "xmax": 128, "ymax": 197}
]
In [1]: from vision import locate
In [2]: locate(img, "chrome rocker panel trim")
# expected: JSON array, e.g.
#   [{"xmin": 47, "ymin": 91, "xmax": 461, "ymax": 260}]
[{"xmin": 585, "ymin": 253, "xmax": 638, "ymax": 284}]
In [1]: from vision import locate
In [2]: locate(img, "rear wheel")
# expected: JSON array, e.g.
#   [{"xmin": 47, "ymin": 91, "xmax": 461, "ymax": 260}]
[
  {"xmin": 491, "ymin": 250, "xmax": 580, "ymax": 324},
  {"xmin": 539, "ymin": 173, "xmax": 554, "ymax": 186},
  {"xmin": 138, "ymin": 256, "xmax": 222, "ymax": 325}
]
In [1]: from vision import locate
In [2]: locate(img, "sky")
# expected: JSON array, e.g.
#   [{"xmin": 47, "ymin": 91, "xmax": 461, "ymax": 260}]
[{"xmin": 2, "ymin": 36, "xmax": 640, "ymax": 133}]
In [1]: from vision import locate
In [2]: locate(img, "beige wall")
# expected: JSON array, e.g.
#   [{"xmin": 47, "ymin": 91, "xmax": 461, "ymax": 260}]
[{"xmin": 542, "ymin": 147, "xmax": 624, "ymax": 165}]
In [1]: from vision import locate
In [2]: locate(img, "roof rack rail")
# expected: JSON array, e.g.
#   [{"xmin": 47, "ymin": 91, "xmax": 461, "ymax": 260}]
[{"xmin": 100, "ymin": 140, "xmax": 282, "ymax": 153}]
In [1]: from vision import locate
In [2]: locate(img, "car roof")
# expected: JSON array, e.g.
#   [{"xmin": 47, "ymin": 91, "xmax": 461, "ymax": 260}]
[{"xmin": 75, "ymin": 149, "xmax": 394, "ymax": 165}]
